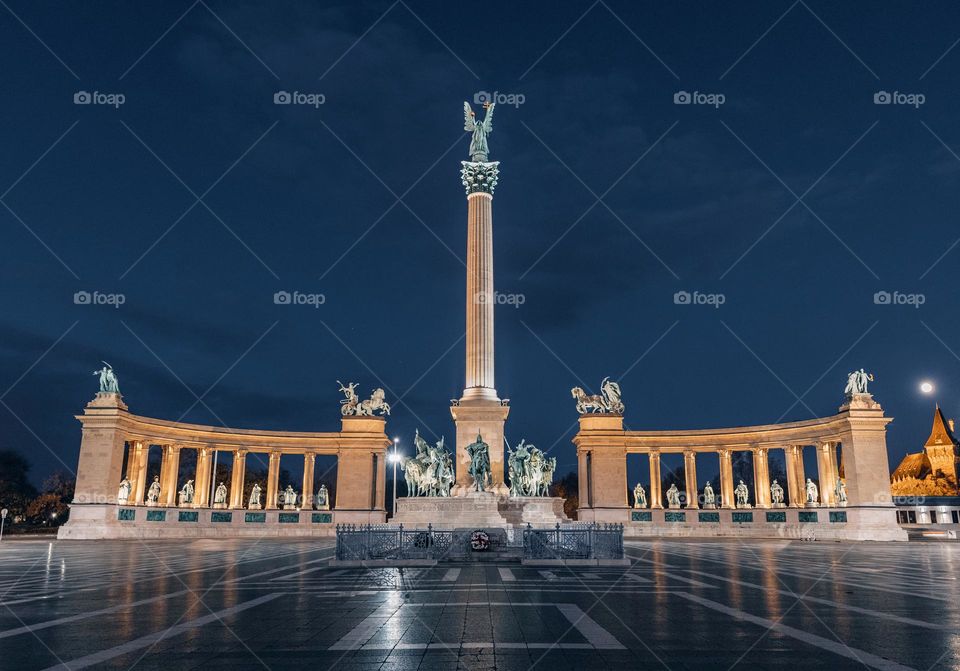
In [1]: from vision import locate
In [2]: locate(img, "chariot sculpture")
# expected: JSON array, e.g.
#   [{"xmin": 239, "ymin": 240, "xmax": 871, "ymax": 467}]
[{"xmin": 571, "ymin": 377, "xmax": 624, "ymax": 415}]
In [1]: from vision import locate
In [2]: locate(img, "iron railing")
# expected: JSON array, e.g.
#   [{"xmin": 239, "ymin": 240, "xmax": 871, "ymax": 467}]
[
  {"xmin": 336, "ymin": 522, "xmax": 624, "ymax": 561},
  {"xmin": 522, "ymin": 523, "xmax": 624, "ymax": 560},
  {"xmin": 335, "ymin": 524, "xmax": 457, "ymax": 561}
]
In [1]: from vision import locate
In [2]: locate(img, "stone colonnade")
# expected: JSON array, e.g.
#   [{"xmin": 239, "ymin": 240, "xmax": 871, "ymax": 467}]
[
  {"xmin": 67, "ymin": 392, "xmax": 388, "ymax": 524},
  {"xmin": 574, "ymin": 395, "xmax": 905, "ymax": 540}
]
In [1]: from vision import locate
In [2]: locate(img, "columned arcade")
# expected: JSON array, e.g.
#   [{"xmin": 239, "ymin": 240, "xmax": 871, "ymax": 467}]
[
  {"xmin": 60, "ymin": 391, "xmax": 389, "ymax": 539},
  {"xmin": 574, "ymin": 394, "xmax": 906, "ymax": 541}
]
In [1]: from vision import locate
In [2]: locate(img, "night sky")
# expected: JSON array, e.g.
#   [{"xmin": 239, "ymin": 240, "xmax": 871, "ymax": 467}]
[{"xmin": 2, "ymin": 1, "xmax": 959, "ymax": 488}]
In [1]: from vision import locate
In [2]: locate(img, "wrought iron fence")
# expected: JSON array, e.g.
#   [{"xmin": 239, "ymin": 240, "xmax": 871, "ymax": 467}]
[
  {"xmin": 335, "ymin": 524, "xmax": 457, "ymax": 561},
  {"xmin": 522, "ymin": 523, "xmax": 624, "ymax": 560}
]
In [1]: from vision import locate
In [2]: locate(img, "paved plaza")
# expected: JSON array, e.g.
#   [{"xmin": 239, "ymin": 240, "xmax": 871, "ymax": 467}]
[{"xmin": 0, "ymin": 538, "xmax": 953, "ymax": 670}]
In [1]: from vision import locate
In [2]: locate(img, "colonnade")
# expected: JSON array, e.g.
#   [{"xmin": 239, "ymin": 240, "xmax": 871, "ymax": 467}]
[
  {"xmin": 122, "ymin": 442, "xmax": 329, "ymax": 510},
  {"xmin": 68, "ymin": 392, "xmax": 389, "ymax": 526},
  {"xmin": 639, "ymin": 443, "xmax": 839, "ymax": 509}
]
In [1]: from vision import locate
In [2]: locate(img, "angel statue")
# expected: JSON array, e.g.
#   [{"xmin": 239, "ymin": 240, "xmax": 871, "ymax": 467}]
[
  {"xmin": 93, "ymin": 362, "xmax": 120, "ymax": 393},
  {"xmin": 600, "ymin": 377, "xmax": 624, "ymax": 414},
  {"xmin": 464, "ymin": 101, "xmax": 495, "ymax": 162}
]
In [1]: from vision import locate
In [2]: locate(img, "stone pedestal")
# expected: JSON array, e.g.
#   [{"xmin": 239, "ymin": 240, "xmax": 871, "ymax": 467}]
[
  {"xmin": 392, "ymin": 492, "xmax": 569, "ymax": 528},
  {"xmin": 450, "ymin": 400, "xmax": 510, "ymax": 496}
]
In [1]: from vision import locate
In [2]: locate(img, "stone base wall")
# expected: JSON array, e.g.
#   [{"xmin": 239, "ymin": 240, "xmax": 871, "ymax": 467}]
[
  {"xmin": 57, "ymin": 503, "xmax": 383, "ymax": 540},
  {"xmin": 617, "ymin": 505, "xmax": 907, "ymax": 541},
  {"xmin": 392, "ymin": 493, "xmax": 569, "ymax": 529}
]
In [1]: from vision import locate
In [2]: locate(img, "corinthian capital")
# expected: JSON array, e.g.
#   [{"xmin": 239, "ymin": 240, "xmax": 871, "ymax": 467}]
[{"xmin": 461, "ymin": 161, "xmax": 499, "ymax": 195}]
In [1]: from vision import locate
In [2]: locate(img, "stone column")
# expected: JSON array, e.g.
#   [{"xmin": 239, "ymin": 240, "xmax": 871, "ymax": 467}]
[
  {"xmin": 718, "ymin": 449, "xmax": 734, "ymax": 509},
  {"xmin": 302, "ymin": 452, "xmax": 316, "ymax": 508},
  {"xmin": 230, "ymin": 449, "xmax": 247, "ymax": 508},
  {"xmin": 783, "ymin": 446, "xmax": 798, "ymax": 507},
  {"xmin": 817, "ymin": 442, "xmax": 837, "ymax": 506},
  {"xmin": 577, "ymin": 451, "xmax": 589, "ymax": 508},
  {"xmin": 683, "ymin": 450, "xmax": 698, "ymax": 508},
  {"xmin": 160, "ymin": 445, "xmax": 181, "ymax": 507},
  {"xmin": 194, "ymin": 447, "xmax": 213, "ymax": 507},
  {"xmin": 335, "ymin": 416, "xmax": 390, "ymax": 523},
  {"xmin": 266, "ymin": 452, "xmax": 280, "ymax": 510},
  {"xmin": 649, "ymin": 451, "xmax": 663, "ymax": 509},
  {"xmin": 790, "ymin": 445, "xmax": 806, "ymax": 507},
  {"xmin": 753, "ymin": 447, "xmax": 771, "ymax": 508},
  {"xmin": 131, "ymin": 441, "xmax": 149, "ymax": 504}
]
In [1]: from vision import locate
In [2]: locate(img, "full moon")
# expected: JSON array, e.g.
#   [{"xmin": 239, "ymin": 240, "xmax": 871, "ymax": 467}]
[{"xmin": 920, "ymin": 381, "xmax": 934, "ymax": 394}]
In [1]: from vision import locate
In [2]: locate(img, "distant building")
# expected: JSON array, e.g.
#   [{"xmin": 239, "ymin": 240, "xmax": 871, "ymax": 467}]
[{"xmin": 891, "ymin": 406, "xmax": 960, "ymax": 496}]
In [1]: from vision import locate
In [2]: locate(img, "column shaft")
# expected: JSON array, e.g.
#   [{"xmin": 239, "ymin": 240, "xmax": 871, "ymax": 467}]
[
  {"xmin": 302, "ymin": 453, "xmax": 316, "ymax": 508},
  {"xmin": 818, "ymin": 442, "xmax": 837, "ymax": 506},
  {"xmin": 792, "ymin": 446, "xmax": 806, "ymax": 506},
  {"xmin": 230, "ymin": 450, "xmax": 247, "ymax": 508},
  {"xmin": 754, "ymin": 448, "xmax": 771, "ymax": 508},
  {"xmin": 266, "ymin": 453, "xmax": 280, "ymax": 509},
  {"xmin": 784, "ymin": 447, "xmax": 798, "ymax": 507},
  {"xmin": 133, "ymin": 441, "xmax": 149, "ymax": 504},
  {"xmin": 464, "ymin": 192, "xmax": 496, "ymax": 398},
  {"xmin": 160, "ymin": 445, "xmax": 181, "ymax": 507},
  {"xmin": 683, "ymin": 450, "xmax": 698, "ymax": 508},
  {"xmin": 649, "ymin": 452, "xmax": 662, "ymax": 509},
  {"xmin": 719, "ymin": 450, "xmax": 734, "ymax": 509},
  {"xmin": 195, "ymin": 448, "xmax": 212, "ymax": 507}
]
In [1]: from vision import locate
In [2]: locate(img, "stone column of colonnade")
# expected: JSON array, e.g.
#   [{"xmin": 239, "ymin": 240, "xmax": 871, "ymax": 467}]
[
  {"xmin": 230, "ymin": 449, "xmax": 247, "ymax": 508},
  {"xmin": 718, "ymin": 449, "xmax": 734, "ymax": 508},
  {"xmin": 266, "ymin": 452, "xmax": 281, "ymax": 509},
  {"xmin": 786, "ymin": 445, "xmax": 806, "ymax": 506},
  {"xmin": 753, "ymin": 447, "xmax": 771, "ymax": 508},
  {"xmin": 302, "ymin": 453, "xmax": 316, "ymax": 508},
  {"xmin": 683, "ymin": 450, "xmax": 698, "ymax": 508},
  {"xmin": 130, "ymin": 440, "xmax": 149, "ymax": 504},
  {"xmin": 817, "ymin": 441, "xmax": 839, "ymax": 506},
  {"xmin": 160, "ymin": 445, "xmax": 181, "ymax": 507},
  {"xmin": 648, "ymin": 451, "xmax": 663, "ymax": 509},
  {"xmin": 194, "ymin": 447, "xmax": 213, "ymax": 507}
]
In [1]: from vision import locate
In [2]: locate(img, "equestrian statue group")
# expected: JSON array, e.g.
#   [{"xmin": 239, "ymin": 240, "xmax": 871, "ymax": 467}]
[
  {"xmin": 507, "ymin": 440, "xmax": 557, "ymax": 497},
  {"xmin": 571, "ymin": 376, "xmax": 624, "ymax": 415},
  {"xmin": 400, "ymin": 430, "xmax": 456, "ymax": 497}
]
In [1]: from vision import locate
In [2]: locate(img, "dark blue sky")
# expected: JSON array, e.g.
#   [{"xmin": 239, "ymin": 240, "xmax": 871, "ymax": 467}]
[{"xmin": 2, "ymin": 1, "xmax": 959, "ymax": 486}]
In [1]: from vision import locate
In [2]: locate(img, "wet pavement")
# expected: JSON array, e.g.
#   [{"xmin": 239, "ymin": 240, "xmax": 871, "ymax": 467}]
[{"xmin": 0, "ymin": 537, "xmax": 954, "ymax": 670}]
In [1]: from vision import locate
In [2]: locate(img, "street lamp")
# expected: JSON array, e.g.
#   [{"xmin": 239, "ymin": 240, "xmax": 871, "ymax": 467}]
[
  {"xmin": 920, "ymin": 381, "xmax": 934, "ymax": 395},
  {"xmin": 0, "ymin": 508, "xmax": 7, "ymax": 542},
  {"xmin": 388, "ymin": 437, "xmax": 401, "ymax": 519}
]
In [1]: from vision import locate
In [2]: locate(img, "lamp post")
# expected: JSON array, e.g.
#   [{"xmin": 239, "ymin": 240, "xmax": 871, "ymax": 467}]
[
  {"xmin": 389, "ymin": 437, "xmax": 401, "ymax": 519},
  {"xmin": 0, "ymin": 508, "xmax": 7, "ymax": 542}
]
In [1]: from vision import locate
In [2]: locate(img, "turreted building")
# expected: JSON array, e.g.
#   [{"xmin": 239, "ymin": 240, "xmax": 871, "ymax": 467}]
[{"xmin": 891, "ymin": 406, "xmax": 960, "ymax": 496}]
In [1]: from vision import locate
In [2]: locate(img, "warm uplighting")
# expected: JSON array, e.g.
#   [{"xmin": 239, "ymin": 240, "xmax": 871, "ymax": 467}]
[{"xmin": 920, "ymin": 381, "xmax": 934, "ymax": 394}]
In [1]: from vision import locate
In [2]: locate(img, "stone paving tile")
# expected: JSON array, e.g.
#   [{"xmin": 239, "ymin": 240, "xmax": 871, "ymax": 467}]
[{"xmin": 0, "ymin": 538, "xmax": 953, "ymax": 669}]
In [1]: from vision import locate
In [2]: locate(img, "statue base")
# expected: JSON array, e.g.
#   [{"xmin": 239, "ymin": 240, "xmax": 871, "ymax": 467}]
[
  {"xmin": 213, "ymin": 502, "xmax": 228, "ymax": 509},
  {"xmin": 703, "ymin": 503, "xmax": 716, "ymax": 510},
  {"xmin": 392, "ymin": 492, "xmax": 569, "ymax": 529},
  {"xmin": 736, "ymin": 503, "xmax": 752, "ymax": 509},
  {"xmin": 806, "ymin": 502, "xmax": 820, "ymax": 508},
  {"xmin": 668, "ymin": 502, "xmax": 681, "ymax": 509},
  {"xmin": 315, "ymin": 504, "xmax": 330, "ymax": 511},
  {"xmin": 772, "ymin": 503, "xmax": 786, "ymax": 508}
]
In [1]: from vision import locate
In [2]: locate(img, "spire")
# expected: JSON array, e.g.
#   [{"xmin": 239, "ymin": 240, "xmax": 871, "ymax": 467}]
[{"xmin": 925, "ymin": 404, "xmax": 958, "ymax": 448}]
